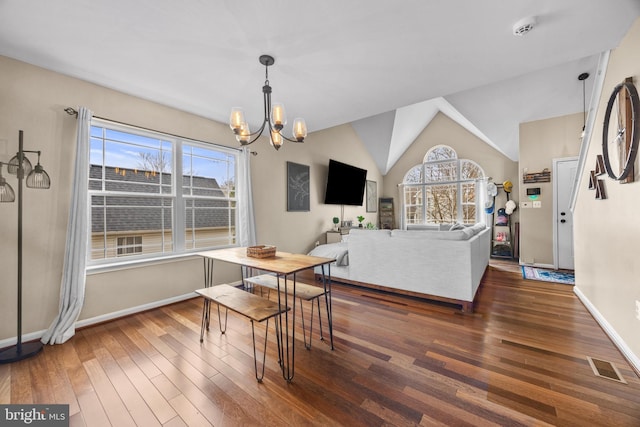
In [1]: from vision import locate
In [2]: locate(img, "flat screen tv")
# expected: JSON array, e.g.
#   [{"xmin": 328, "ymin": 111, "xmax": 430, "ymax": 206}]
[{"xmin": 323, "ymin": 159, "xmax": 367, "ymax": 206}]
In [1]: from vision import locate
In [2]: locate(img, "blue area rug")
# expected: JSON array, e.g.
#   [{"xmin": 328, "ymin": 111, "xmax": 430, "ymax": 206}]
[{"xmin": 521, "ymin": 266, "xmax": 575, "ymax": 285}]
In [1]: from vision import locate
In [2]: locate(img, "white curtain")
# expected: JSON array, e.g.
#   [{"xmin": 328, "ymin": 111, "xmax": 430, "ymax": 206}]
[
  {"xmin": 237, "ymin": 147, "xmax": 257, "ymax": 246},
  {"xmin": 41, "ymin": 107, "xmax": 92, "ymax": 345},
  {"xmin": 397, "ymin": 184, "xmax": 406, "ymax": 230},
  {"xmin": 477, "ymin": 177, "xmax": 489, "ymax": 226}
]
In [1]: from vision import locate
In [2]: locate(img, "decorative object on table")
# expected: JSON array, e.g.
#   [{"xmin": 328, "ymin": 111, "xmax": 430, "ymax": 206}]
[
  {"xmin": 366, "ymin": 180, "xmax": 377, "ymax": 212},
  {"xmin": 246, "ymin": 245, "xmax": 277, "ymax": 258},
  {"xmin": 286, "ymin": 161, "xmax": 310, "ymax": 212},
  {"xmin": 332, "ymin": 216, "xmax": 340, "ymax": 231},
  {"xmin": 365, "ymin": 222, "xmax": 377, "ymax": 230},
  {"xmin": 523, "ymin": 168, "xmax": 551, "ymax": 183},
  {"xmin": 357, "ymin": 215, "xmax": 365, "ymax": 228},
  {"xmin": 602, "ymin": 77, "xmax": 639, "ymax": 184},
  {"xmin": 229, "ymin": 55, "xmax": 307, "ymax": 150},
  {"xmin": 521, "ymin": 266, "xmax": 575, "ymax": 285},
  {"xmin": 0, "ymin": 130, "xmax": 51, "ymax": 364}
]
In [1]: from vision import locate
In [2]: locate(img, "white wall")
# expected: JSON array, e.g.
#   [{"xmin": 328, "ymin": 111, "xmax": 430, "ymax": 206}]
[
  {"xmin": 574, "ymin": 17, "xmax": 640, "ymax": 368},
  {"xmin": 519, "ymin": 113, "xmax": 582, "ymax": 266},
  {"xmin": 385, "ymin": 112, "xmax": 518, "ymax": 227}
]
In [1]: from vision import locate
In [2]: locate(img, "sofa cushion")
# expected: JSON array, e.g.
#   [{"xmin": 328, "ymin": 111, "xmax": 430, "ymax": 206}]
[
  {"xmin": 308, "ymin": 242, "xmax": 349, "ymax": 266},
  {"xmin": 448, "ymin": 222, "xmax": 465, "ymax": 231}
]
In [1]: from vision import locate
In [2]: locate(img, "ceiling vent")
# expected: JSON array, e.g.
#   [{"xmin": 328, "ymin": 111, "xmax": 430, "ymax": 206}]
[{"xmin": 513, "ymin": 16, "xmax": 537, "ymax": 36}]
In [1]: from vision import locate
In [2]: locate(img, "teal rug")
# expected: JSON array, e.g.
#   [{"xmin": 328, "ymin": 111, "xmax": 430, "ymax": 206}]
[{"xmin": 521, "ymin": 266, "xmax": 575, "ymax": 285}]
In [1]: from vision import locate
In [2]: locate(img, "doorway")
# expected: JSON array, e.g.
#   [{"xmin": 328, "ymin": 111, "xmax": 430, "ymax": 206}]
[{"xmin": 553, "ymin": 157, "xmax": 578, "ymax": 270}]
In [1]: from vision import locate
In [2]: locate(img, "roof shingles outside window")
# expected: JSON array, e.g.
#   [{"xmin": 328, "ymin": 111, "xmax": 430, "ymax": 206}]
[{"xmin": 90, "ymin": 165, "xmax": 233, "ymax": 233}]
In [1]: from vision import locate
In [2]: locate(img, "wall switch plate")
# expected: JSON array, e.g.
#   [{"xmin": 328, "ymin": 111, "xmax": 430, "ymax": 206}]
[
  {"xmin": 533, "ymin": 201, "xmax": 542, "ymax": 208},
  {"xmin": 521, "ymin": 201, "xmax": 531, "ymax": 208}
]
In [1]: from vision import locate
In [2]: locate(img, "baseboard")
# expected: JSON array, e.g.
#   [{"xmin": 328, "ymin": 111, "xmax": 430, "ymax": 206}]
[
  {"xmin": 0, "ymin": 292, "xmax": 198, "ymax": 349},
  {"xmin": 574, "ymin": 286, "xmax": 640, "ymax": 377},
  {"xmin": 519, "ymin": 261, "xmax": 555, "ymax": 269},
  {"xmin": 75, "ymin": 292, "xmax": 198, "ymax": 329}
]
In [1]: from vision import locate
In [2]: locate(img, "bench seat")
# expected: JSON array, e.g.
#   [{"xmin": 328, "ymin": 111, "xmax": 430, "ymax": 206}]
[{"xmin": 196, "ymin": 284, "xmax": 289, "ymax": 382}]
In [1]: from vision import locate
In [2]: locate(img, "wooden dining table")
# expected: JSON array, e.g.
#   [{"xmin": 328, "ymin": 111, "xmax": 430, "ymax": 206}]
[{"xmin": 196, "ymin": 247, "xmax": 335, "ymax": 381}]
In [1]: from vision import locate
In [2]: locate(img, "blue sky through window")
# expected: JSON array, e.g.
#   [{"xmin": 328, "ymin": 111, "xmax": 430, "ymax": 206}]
[{"xmin": 90, "ymin": 125, "xmax": 234, "ymax": 183}]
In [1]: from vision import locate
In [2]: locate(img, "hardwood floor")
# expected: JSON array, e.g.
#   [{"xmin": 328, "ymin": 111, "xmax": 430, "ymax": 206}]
[{"xmin": 2, "ymin": 261, "xmax": 639, "ymax": 426}]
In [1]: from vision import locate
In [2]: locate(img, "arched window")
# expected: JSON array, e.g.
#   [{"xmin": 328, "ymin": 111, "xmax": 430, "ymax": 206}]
[{"xmin": 402, "ymin": 145, "xmax": 485, "ymax": 226}]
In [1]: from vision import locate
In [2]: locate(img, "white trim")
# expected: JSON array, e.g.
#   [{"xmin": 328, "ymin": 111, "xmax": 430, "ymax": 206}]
[
  {"xmin": 574, "ymin": 286, "xmax": 640, "ymax": 376},
  {"xmin": 519, "ymin": 261, "xmax": 555, "ymax": 269},
  {"xmin": 570, "ymin": 50, "xmax": 610, "ymax": 212}
]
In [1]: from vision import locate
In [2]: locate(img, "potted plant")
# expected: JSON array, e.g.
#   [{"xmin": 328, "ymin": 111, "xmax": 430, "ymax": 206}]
[
  {"xmin": 332, "ymin": 216, "xmax": 340, "ymax": 231},
  {"xmin": 357, "ymin": 215, "xmax": 365, "ymax": 228}
]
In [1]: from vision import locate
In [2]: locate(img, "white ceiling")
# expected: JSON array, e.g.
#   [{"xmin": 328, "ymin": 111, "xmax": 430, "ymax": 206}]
[{"xmin": 1, "ymin": 1, "xmax": 639, "ymax": 173}]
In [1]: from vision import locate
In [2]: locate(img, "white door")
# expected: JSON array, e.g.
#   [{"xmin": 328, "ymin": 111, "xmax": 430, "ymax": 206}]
[{"xmin": 554, "ymin": 158, "xmax": 578, "ymax": 270}]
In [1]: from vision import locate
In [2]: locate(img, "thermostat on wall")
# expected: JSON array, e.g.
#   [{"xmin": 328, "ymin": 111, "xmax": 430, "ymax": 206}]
[{"xmin": 526, "ymin": 187, "xmax": 540, "ymax": 199}]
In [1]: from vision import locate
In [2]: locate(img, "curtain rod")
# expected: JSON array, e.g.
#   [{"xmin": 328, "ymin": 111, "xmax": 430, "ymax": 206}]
[{"xmin": 64, "ymin": 107, "xmax": 256, "ymax": 155}]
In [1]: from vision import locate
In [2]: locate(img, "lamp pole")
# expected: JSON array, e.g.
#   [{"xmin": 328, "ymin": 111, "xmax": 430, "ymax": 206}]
[{"xmin": 0, "ymin": 130, "xmax": 44, "ymax": 363}]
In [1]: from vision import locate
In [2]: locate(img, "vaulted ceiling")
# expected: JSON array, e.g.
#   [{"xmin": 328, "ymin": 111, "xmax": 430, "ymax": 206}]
[{"xmin": 1, "ymin": 1, "xmax": 638, "ymax": 173}]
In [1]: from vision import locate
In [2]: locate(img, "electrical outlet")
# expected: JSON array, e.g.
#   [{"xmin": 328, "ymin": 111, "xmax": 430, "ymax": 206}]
[
  {"xmin": 636, "ymin": 300, "xmax": 640, "ymax": 321},
  {"xmin": 533, "ymin": 200, "xmax": 542, "ymax": 208},
  {"xmin": 521, "ymin": 201, "xmax": 531, "ymax": 208}
]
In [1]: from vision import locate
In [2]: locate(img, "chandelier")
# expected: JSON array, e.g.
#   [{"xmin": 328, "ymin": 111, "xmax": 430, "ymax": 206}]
[{"xmin": 229, "ymin": 55, "xmax": 307, "ymax": 150}]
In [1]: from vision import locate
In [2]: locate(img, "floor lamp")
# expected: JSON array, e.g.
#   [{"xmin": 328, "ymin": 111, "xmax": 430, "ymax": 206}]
[{"xmin": 0, "ymin": 130, "xmax": 51, "ymax": 363}]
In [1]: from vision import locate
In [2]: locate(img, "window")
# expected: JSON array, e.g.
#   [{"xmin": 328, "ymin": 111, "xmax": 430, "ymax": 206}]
[
  {"xmin": 89, "ymin": 119, "xmax": 237, "ymax": 264},
  {"xmin": 402, "ymin": 145, "xmax": 484, "ymax": 225},
  {"xmin": 117, "ymin": 236, "xmax": 142, "ymax": 256}
]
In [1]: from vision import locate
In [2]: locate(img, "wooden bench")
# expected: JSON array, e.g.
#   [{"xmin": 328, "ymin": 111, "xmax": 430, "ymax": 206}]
[
  {"xmin": 243, "ymin": 274, "xmax": 328, "ymax": 350},
  {"xmin": 196, "ymin": 284, "xmax": 289, "ymax": 382}
]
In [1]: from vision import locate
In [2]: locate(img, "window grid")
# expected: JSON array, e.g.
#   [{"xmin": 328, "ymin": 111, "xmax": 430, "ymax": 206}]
[{"xmin": 403, "ymin": 146, "xmax": 484, "ymax": 225}]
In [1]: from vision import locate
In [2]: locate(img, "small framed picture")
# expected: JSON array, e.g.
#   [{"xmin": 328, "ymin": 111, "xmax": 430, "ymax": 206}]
[{"xmin": 287, "ymin": 162, "xmax": 310, "ymax": 211}]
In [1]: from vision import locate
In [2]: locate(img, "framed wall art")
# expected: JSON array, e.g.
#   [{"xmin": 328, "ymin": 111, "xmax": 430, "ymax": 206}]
[
  {"xmin": 366, "ymin": 180, "xmax": 377, "ymax": 212},
  {"xmin": 286, "ymin": 161, "xmax": 310, "ymax": 211}
]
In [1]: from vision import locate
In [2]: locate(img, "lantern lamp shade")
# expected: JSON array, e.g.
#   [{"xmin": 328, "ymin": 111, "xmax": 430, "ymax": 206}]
[
  {"xmin": 0, "ymin": 175, "xmax": 15, "ymax": 202},
  {"xmin": 26, "ymin": 163, "xmax": 51, "ymax": 189},
  {"xmin": 7, "ymin": 154, "xmax": 32, "ymax": 176}
]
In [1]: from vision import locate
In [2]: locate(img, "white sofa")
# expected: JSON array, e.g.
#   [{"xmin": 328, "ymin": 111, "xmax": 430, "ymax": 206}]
[{"xmin": 309, "ymin": 224, "xmax": 491, "ymax": 312}]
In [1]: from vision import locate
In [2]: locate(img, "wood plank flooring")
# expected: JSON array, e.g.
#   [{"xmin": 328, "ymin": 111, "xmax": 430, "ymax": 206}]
[{"xmin": 1, "ymin": 261, "xmax": 639, "ymax": 426}]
